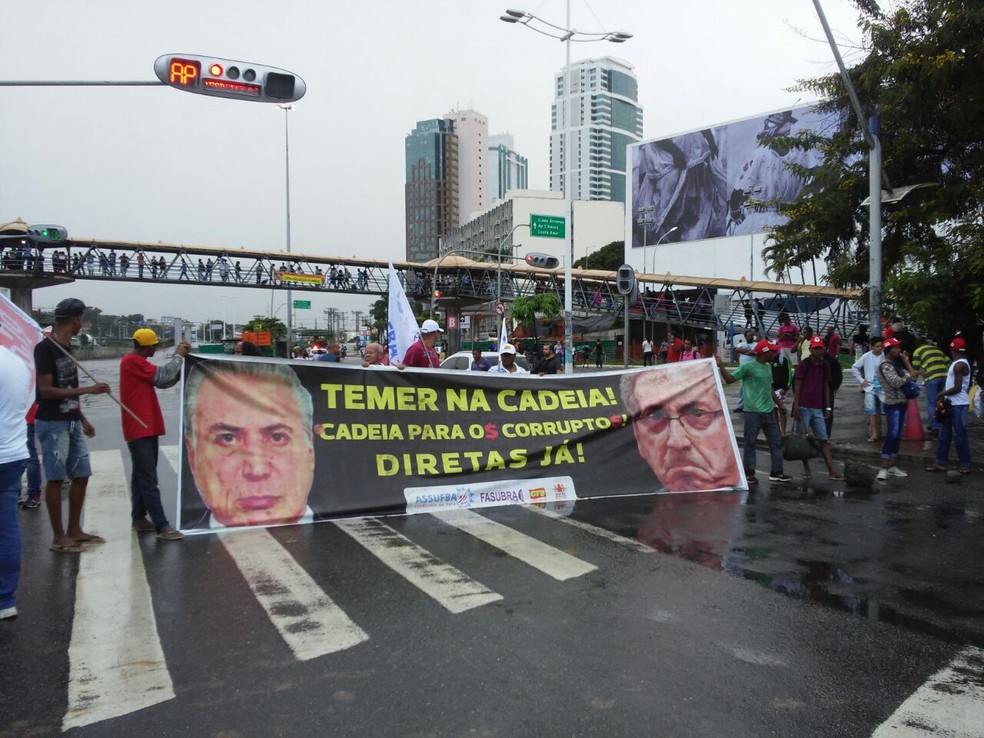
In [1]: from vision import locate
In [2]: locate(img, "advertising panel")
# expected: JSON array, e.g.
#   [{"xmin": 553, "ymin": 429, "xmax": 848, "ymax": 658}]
[
  {"xmin": 629, "ymin": 104, "xmax": 844, "ymax": 248},
  {"xmin": 177, "ymin": 356, "xmax": 746, "ymax": 532}
]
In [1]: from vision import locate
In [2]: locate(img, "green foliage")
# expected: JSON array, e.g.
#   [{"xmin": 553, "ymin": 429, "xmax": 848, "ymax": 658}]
[
  {"xmin": 511, "ymin": 293, "xmax": 561, "ymax": 331},
  {"xmin": 249, "ymin": 315, "xmax": 287, "ymax": 338},
  {"xmin": 764, "ymin": 0, "xmax": 984, "ymax": 339},
  {"xmin": 574, "ymin": 240, "xmax": 625, "ymax": 271}
]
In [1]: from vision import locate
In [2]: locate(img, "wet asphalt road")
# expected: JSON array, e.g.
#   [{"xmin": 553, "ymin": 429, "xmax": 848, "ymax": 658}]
[{"xmin": 1, "ymin": 358, "xmax": 982, "ymax": 736}]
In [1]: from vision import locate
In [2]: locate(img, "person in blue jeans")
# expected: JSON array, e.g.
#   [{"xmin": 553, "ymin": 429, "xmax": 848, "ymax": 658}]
[
  {"xmin": 876, "ymin": 338, "xmax": 915, "ymax": 481},
  {"xmin": 927, "ymin": 337, "xmax": 972, "ymax": 474},
  {"xmin": 20, "ymin": 407, "xmax": 43, "ymax": 509},
  {"xmin": 1, "ymin": 322, "xmax": 35, "ymax": 620},
  {"xmin": 717, "ymin": 340, "xmax": 792, "ymax": 485}
]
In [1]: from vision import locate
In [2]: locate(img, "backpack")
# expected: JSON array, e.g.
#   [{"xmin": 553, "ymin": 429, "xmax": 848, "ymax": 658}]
[
  {"xmin": 771, "ymin": 355, "xmax": 791, "ymax": 391},
  {"xmin": 825, "ymin": 354, "xmax": 844, "ymax": 391}
]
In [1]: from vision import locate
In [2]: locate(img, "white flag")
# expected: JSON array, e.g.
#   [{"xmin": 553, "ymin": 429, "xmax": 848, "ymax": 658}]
[
  {"xmin": 499, "ymin": 316, "xmax": 509, "ymax": 353},
  {"xmin": 387, "ymin": 263, "xmax": 420, "ymax": 364}
]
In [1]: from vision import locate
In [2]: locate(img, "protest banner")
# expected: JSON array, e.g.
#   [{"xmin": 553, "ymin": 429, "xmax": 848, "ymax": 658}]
[
  {"xmin": 177, "ymin": 355, "xmax": 745, "ymax": 532},
  {"xmin": 0, "ymin": 291, "xmax": 41, "ymax": 380}
]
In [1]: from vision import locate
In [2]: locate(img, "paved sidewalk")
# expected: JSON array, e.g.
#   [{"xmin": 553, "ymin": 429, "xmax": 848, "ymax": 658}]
[{"xmin": 721, "ymin": 371, "xmax": 984, "ymax": 472}]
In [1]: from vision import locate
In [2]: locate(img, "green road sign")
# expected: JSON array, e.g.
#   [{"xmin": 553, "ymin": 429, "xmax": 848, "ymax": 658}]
[
  {"xmin": 530, "ymin": 214, "xmax": 566, "ymax": 239},
  {"xmin": 293, "ymin": 300, "xmax": 311, "ymax": 309}
]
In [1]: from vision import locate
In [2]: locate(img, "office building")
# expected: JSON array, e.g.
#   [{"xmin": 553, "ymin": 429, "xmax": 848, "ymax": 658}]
[
  {"xmin": 489, "ymin": 134, "xmax": 529, "ymax": 203},
  {"xmin": 446, "ymin": 109, "xmax": 488, "ymax": 223},
  {"xmin": 405, "ymin": 119, "xmax": 459, "ymax": 262},
  {"xmin": 550, "ymin": 56, "xmax": 643, "ymax": 204}
]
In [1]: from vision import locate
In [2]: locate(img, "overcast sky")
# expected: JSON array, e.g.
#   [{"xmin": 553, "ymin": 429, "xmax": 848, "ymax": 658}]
[{"xmin": 0, "ymin": 0, "xmax": 864, "ymax": 329}]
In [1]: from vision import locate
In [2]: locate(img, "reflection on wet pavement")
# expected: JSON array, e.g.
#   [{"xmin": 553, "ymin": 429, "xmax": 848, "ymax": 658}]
[{"xmin": 574, "ymin": 484, "xmax": 984, "ymax": 648}]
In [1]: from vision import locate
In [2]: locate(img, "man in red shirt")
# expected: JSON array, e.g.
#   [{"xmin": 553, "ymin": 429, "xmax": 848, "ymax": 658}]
[
  {"xmin": 120, "ymin": 329, "xmax": 190, "ymax": 540},
  {"xmin": 665, "ymin": 332, "xmax": 684, "ymax": 363},
  {"xmin": 398, "ymin": 319, "xmax": 443, "ymax": 369}
]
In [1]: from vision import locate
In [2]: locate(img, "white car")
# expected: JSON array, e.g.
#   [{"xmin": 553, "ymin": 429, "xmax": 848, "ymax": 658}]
[{"xmin": 440, "ymin": 350, "xmax": 531, "ymax": 372}]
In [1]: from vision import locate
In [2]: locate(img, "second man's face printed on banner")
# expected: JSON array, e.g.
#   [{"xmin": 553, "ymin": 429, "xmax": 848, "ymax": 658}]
[{"xmin": 628, "ymin": 363, "xmax": 740, "ymax": 492}]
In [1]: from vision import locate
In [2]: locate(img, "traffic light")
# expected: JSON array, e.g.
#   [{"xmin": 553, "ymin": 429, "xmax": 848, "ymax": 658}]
[
  {"xmin": 525, "ymin": 253, "xmax": 560, "ymax": 269},
  {"xmin": 616, "ymin": 264, "xmax": 637, "ymax": 298},
  {"xmin": 431, "ymin": 289, "xmax": 442, "ymax": 310},
  {"xmin": 26, "ymin": 224, "xmax": 68, "ymax": 243},
  {"xmin": 154, "ymin": 54, "xmax": 307, "ymax": 103}
]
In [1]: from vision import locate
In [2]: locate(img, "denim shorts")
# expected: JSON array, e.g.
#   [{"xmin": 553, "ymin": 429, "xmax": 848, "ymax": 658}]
[
  {"xmin": 35, "ymin": 419, "xmax": 92, "ymax": 481},
  {"xmin": 799, "ymin": 407, "xmax": 828, "ymax": 441},
  {"xmin": 863, "ymin": 389, "xmax": 883, "ymax": 416}
]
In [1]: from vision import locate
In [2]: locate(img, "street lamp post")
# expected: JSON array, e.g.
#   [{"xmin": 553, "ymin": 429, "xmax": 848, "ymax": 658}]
[
  {"xmin": 501, "ymin": 6, "xmax": 631, "ymax": 375},
  {"xmin": 495, "ymin": 222, "xmax": 531, "ymax": 304},
  {"xmin": 278, "ymin": 103, "xmax": 295, "ymax": 356}
]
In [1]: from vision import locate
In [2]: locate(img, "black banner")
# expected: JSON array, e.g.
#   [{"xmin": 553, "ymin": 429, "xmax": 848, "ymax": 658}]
[{"xmin": 177, "ymin": 356, "xmax": 745, "ymax": 531}]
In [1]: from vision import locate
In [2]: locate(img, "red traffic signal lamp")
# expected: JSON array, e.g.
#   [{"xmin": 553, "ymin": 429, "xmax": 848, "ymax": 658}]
[
  {"xmin": 525, "ymin": 253, "xmax": 560, "ymax": 269},
  {"xmin": 154, "ymin": 54, "xmax": 306, "ymax": 103}
]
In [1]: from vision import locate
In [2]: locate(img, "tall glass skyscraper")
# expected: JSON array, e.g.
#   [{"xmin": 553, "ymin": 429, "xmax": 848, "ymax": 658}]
[
  {"xmin": 405, "ymin": 118, "xmax": 459, "ymax": 262},
  {"xmin": 550, "ymin": 56, "xmax": 643, "ymax": 204}
]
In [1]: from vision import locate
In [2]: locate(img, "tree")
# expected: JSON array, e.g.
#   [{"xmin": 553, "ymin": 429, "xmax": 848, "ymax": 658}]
[
  {"xmin": 574, "ymin": 240, "xmax": 625, "ymax": 271},
  {"xmin": 369, "ymin": 299, "xmax": 388, "ymax": 341},
  {"xmin": 511, "ymin": 293, "xmax": 561, "ymax": 345},
  {"xmin": 764, "ymin": 0, "xmax": 984, "ymax": 343},
  {"xmin": 248, "ymin": 315, "xmax": 287, "ymax": 339}
]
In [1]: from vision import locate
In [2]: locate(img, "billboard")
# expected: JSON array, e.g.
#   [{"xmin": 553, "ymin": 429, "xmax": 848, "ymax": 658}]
[{"xmin": 629, "ymin": 104, "xmax": 844, "ymax": 248}]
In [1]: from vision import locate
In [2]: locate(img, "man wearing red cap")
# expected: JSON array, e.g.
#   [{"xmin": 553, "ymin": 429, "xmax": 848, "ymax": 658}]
[
  {"xmin": 927, "ymin": 337, "xmax": 972, "ymax": 474},
  {"xmin": 791, "ymin": 335, "xmax": 843, "ymax": 480},
  {"xmin": 717, "ymin": 340, "xmax": 791, "ymax": 484}
]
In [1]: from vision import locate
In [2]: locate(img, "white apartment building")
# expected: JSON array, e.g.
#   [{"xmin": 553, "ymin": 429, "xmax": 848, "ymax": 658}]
[
  {"xmin": 488, "ymin": 134, "xmax": 529, "ymax": 203},
  {"xmin": 550, "ymin": 56, "xmax": 643, "ymax": 204},
  {"xmin": 446, "ymin": 109, "xmax": 488, "ymax": 224}
]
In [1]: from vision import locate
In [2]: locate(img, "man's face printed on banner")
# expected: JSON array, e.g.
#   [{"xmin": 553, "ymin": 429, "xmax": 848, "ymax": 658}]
[
  {"xmin": 186, "ymin": 373, "xmax": 315, "ymax": 526},
  {"xmin": 627, "ymin": 363, "xmax": 740, "ymax": 491}
]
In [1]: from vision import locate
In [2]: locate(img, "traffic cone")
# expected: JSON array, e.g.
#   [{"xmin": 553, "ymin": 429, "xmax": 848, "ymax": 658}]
[{"xmin": 903, "ymin": 398, "xmax": 925, "ymax": 441}]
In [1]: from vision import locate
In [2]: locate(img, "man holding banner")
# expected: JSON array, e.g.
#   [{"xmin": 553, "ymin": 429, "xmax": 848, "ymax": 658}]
[
  {"xmin": 1, "ymin": 315, "xmax": 35, "ymax": 618},
  {"xmin": 34, "ymin": 299, "xmax": 111, "ymax": 552},
  {"xmin": 399, "ymin": 319, "xmax": 443, "ymax": 369}
]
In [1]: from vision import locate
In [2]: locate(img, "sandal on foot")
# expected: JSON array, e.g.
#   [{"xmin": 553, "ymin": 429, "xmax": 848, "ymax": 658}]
[
  {"xmin": 867, "ymin": 436, "xmax": 879, "ymax": 443},
  {"xmin": 925, "ymin": 464, "xmax": 947, "ymax": 472},
  {"xmin": 959, "ymin": 468, "xmax": 972, "ymax": 475},
  {"xmin": 73, "ymin": 534, "xmax": 106, "ymax": 544},
  {"xmin": 828, "ymin": 474, "xmax": 844, "ymax": 481},
  {"xmin": 50, "ymin": 543, "xmax": 86, "ymax": 553}
]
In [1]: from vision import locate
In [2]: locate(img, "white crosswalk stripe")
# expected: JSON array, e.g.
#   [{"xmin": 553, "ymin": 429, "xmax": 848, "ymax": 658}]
[
  {"xmin": 527, "ymin": 506, "xmax": 658, "ymax": 553},
  {"xmin": 63, "ymin": 450, "xmax": 175, "ymax": 731},
  {"xmin": 871, "ymin": 646, "xmax": 984, "ymax": 737},
  {"xmin": 430, "ymin": 509, "xmax": 597, "ymax": 580},
  {"xmin": 160, "ymin": 445, "xmax": 368, "ymax": 660},
  {"xmin": 219, "ymin": 529, "xmax": 369, "ymax": 660},
  {"xmin": 334, "ymin": 517, "xmax": 502, "ymax": 613}
]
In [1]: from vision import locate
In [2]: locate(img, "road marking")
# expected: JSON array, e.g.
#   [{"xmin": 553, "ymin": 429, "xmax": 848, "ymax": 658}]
[
  {"xmin": 63, "ymin": 450, "xmax": 175, "ymax": 731},
  {"xmin": 527, "ymin": 506, "xmax": 658, "ymax": 553},
  {"xmin": 161, "ymin": 445, "xmax": 368, "ymax": 660},
  {"xmin": 334, "ymin": 518, "xmax": 502, "ymax": 613},
  {"xmin": 872, "ymin": 646, "xmax": 984, "ymax": 737},
  {"xmin": 220, "ymin": 529, "xmax": 369, "ymax": 660},
  {"xmin": 431, "ymin": 510, "xmax": 597, "ymax": 581}
]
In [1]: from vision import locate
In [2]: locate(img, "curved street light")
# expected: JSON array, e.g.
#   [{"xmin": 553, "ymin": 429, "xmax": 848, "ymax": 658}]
[{"xmin": 501, "ymin": 4, "xmax": 631, "ymax": 374}]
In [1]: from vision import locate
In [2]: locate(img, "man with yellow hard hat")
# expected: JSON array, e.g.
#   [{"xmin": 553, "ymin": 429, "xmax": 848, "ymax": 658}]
[{"xmin": 120, "ymin": 328, "xmax": 191, "ymax": 540}]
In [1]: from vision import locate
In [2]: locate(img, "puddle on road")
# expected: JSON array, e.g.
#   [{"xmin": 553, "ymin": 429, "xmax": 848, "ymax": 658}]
[{"xmin": 575, "ymin": 487, "xmax": 984, "ymax": 647}]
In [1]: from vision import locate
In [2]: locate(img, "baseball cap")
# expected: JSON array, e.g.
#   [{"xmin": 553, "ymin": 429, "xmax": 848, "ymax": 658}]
[
  {"xmin": 54, "ymin": 298, "xmax": 86, "ymax": 318},
  {"xmin": 883, "ymin": 337, "xmax": 902, "ymax": 348},
  {"xmin": 420, "ymin": 319, "xmax": 444, "ymax": 334},
  {"xmin": 133, "ymin": 328, "xmax": 160, "ymax": 347},
  {"xmin": 754, "ymin": 340, "xmax": 778, "ymax": 355},
  {"xmin": 951, "ymin": 337, "xmax": 967, "ymax": 351},
  {"xmin": 809, "ymin": 335, "xmax": 826, "ymax": 349},
  {"xmin": 500, "ymin": 343, "xmax": 517, "ymax": 355}
]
